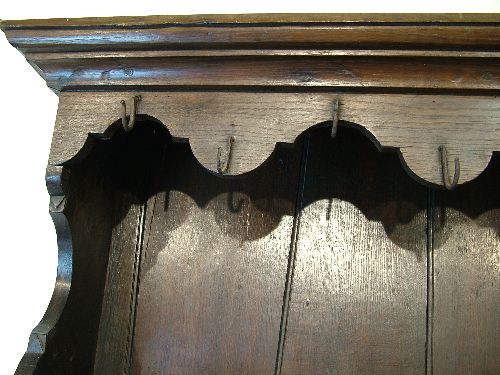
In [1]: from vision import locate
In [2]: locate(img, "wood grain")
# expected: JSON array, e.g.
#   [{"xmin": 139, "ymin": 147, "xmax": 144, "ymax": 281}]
[
  {"xmin": 91, "ymin": 121, "xmax": 169, "ymax": 374},
  {"xmin": 3, "ymin": 15, "xmax": 500, "ymax": 94},
  {"xmin": 2, "ymin": 13, "xmax": 500, "ymax": 30},
  {"xmin": 24, "ymin": 49, "xmax": 500, "ymax": 60},
  {"xmin": 128, "ymin": 139, "xmax": 301, "ymax": 374},
  {"xmin": 5, "ymin": 25, "xmax": 500, "ymax": 53},
  {"xmin": 432, "ymin": 156, "xmax": 500, "ymax": 375},
  {"xmin": 93, "ymin": 193, "xmax": 145, "ymax": 374},
  {"xmin": 280, "ymin": 127, "xmax": 428, "ymax": 375},
  {"xmin": 29, "ymin": 55, "xmax": 500, "ymax": 91},
  {"xmin": 5, "ymin": 13, "xmax": 500, "ymax": 375},
  {"xmin": 52, "ymin": 92, "xmax": 500, "ymax": 187}
]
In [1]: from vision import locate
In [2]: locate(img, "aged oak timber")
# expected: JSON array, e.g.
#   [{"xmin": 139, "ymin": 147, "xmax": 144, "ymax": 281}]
[
  {"xmin": 1, "ymin": 13, "xmax": 499, "ymax": 375},
  {"xmin": 48, "ymin": 92, "xmax": 500, "ymax": 186}
]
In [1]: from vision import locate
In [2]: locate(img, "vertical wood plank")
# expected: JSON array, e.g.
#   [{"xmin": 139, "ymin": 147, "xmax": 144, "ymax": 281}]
[
  {"xmin": 92, "ymin": 122, "xmax": 168, "ymax": 375},
  {"xmin": 280, "ymin": 127, "xmax": 428, "ymax": 375},
  {"xmin": 433, "ymin": 156, "xmax": 500, "ymax": 375},
  {"xmin": 93, "ymin": 193, "xmax": 145, "ymax": 374},
  {"xmin": 129, "ymin": 141, "xmax": 301, "ymax": 374}
]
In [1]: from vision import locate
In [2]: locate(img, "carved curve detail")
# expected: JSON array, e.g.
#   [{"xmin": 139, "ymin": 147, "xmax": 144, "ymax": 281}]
[
  {"xmin": 49, "ymin": 92, "xmax": 500, "ymax": 188},
  {"xmin": 16, "ymin": 166, "xmax": 72, "ymax": 374}
]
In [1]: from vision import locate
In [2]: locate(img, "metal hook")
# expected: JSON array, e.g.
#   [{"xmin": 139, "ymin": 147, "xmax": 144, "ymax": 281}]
[
  {"xmin": 331, "ymin": 99, "xmax": 340, "ymax": 138},
  {"xmin": 439, "ymin": 145, "xmax": 460, "ymax": 190},
  {"xmin": 217, "ymin": 136, "xmax": 235, "ymax": 174},
  {"xmin": 120, "ymin": 95, "xmax": 141, "ymax": 132}
]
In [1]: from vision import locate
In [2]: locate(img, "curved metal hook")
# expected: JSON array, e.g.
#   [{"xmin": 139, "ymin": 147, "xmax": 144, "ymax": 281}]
[
  {"xmin": 439, "ymin": 145, "xmax": 460, "ymax": 190},
  {"xmin": 217, "ymin": 136, "xmax": 235, "ymax": 174},
  {"xmin": 120, "ymin": 95, "xmax": 141, "ymax": 132},
  {"xmin": 331, "ymin": 99, "xmax": 340, "ymax": 138}
]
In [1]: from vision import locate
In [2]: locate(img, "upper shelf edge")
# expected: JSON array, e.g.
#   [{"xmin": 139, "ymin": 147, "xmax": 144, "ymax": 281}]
[
  {"xmin": 2, "ymin": 13, "xmax": 500, "ymax": 30},
  {"xmin": 3, "ymin": 14, "xmax": 500, "ymax": 93}
]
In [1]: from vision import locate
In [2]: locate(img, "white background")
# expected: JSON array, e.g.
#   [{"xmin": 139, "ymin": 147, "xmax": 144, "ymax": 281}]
[{"xmin": 1, "ymin": 1, "xmax": 499, "ymax": 374}]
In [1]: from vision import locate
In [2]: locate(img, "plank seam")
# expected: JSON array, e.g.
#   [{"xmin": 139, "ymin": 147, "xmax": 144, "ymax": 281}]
[
  {"xmin": 425, "ymin": 188, "xmax": 435, "ymax": 375},
  {"xmin": 123, "ymin": 201, "xmax": 147, "ymax": 375},
  {"xmin": 274, "ymin": 134, "xmax": 311, "ymax": 375}
]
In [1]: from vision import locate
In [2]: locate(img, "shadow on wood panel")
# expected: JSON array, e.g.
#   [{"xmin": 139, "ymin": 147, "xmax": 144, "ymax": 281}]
[
  {"xmin": 433, "ymin": 152, "xmax": 500, "ymax": 249},
  {"xmin": 37, "ymin": 117, "xmax": 499, "ymax": 374},
  {"xmin": 65, "ymin": 117, "xmax": 500, "ymax": 257},
  {"xmin": 432, "ymin": 151, "xmax": 499, "ymax": 375},
  {"xmin": 279, "ymin": 126, "xmax": 428, "ymax": 375}
]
